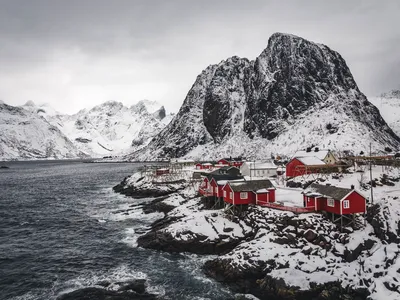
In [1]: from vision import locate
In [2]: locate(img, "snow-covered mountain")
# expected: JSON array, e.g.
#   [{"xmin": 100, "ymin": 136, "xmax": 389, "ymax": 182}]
[
  {"xmin": 0, "ymin": 102, "xmax": 86, "ymax": 160},
  {"xmin": 369, "ymin": 90, "xmax": 400, "ymax": 137},
  {"xmin": 127, "ymin": 33, "xmax": 400, "ymax": 160},
  {"xmin": 43, "ymin": 100, "xmax": 172, "ymax": 157},
  {"xmin": 0, "ymin": 100, "xmax": 172, "ymax": 160}
]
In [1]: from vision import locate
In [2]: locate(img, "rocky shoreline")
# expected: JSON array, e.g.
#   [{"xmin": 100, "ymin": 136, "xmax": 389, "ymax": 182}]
[
  {"xmin": 57, "ymin": 279, "xmax": 157, "ymax": 300},
  {"xmin": 112, "ymin": 172, "xmax": 400, "ymax": 300}
]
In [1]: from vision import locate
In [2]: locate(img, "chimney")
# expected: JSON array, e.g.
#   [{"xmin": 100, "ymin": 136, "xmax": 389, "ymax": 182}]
[{"xmin": 351, "ymin": 184, "xmax": 355, "ymax": 190}]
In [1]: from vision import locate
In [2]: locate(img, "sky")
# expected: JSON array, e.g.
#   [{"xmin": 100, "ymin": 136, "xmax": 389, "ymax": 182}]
[{"xmin": 0, "ymin": 0, "xmax": 399, "ymax": 114}]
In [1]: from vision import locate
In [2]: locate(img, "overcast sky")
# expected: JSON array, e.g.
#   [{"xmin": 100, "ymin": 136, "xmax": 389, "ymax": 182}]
[{"xmin": 0, "ymin": 0, "xmax": 399, "ymax": 114}]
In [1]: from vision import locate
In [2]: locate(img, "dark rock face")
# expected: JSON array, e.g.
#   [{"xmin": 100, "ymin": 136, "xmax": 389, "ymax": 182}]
[
  {"xmin": 204, "ymin": 259, "xmax": 370, "ymax": 300},
  {"xmin": 129, "ymin": 32, "xmax": 400, "ymax": 160},
  {"xmin": 203, "ymin": 56, "xmax": 252, "ymax": 142},
  {"xmin": 137, "ymin": 216, "xmax": 249, "ymax": 255},
  {"xmin": 113, "ymin": 177, "xmax": 186, "ymax": 198},
  {"xmin": 57, "ymin": 279, "xmax": 157, "ymax": 300}
]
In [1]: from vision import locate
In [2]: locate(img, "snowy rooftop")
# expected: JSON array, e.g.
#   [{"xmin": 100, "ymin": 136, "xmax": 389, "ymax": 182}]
[
  {"xmin": 305, "ymin": 183, "xmax": 356, "ymax": 201},
  {"xmin": 293, "ymin": 149, "xmax": 330, "ymax": 160},
  {"xmin": 243, "ymin": 161, "xmax": 277, "ymax": 169},
  {"xmin": 296, "ymin": 156, "xmax": 326, "ymax": 165},
  {"xmin": 229, "ymin": 179, "xmax": 274, "ymax": 192}
]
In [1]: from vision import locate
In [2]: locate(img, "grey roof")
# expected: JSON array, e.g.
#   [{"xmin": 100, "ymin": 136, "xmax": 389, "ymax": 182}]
[
  {"xmin": 208, "ymin": 174, "xmax": 243, "ymax": 181},
  {"xmin": 229, "ymin": 179, "xmax": 274, "ymax": 192},
  {"xmin": 210, "ymin": 166, "xmax": 239, "ymax": 174},
  {"xmin": 306, "ymin": 183, "xmax": 353, "ymax": 200}
]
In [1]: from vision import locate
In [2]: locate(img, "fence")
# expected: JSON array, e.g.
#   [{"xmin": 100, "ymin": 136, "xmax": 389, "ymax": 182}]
[{"xmin": 257, "ymin": 201, "xmax": 315, "ymax": 214}]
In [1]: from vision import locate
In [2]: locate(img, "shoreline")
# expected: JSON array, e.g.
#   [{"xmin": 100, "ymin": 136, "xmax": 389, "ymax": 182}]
[{"xmin": 112, "ymin": 168, "xmax": 400, "ymax": 300}]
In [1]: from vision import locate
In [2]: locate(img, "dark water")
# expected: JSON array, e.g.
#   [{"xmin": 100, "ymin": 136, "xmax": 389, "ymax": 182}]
[{"xmin": 0, "ymin": 161, "xmax": 232, "ymax": 300}]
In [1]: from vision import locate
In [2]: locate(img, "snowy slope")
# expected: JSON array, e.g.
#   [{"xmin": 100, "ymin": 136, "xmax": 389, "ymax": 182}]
[
  {"xmin": 0, "ymin": 100, "xmax": 172, "ymax": 160},
  {"xmin": 369, "ymin": 91, "xmax": 400, "ymax": 137},
  {"xmin": 20, "ymin": 100, "xmax": 172, "ymax": 158},
  {"xmin": 0, "ymin": 102, "xmax": 86, "ymax": 160},
  {"xmin": 128, "ymin": 33, "xmax": 400, "ymax": 161}
]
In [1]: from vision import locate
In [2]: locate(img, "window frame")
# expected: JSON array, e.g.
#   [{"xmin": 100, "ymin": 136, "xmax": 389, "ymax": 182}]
[
  {"xmin": 240, "ymin": 192, "xmax": 248, "ymax": 199},
  {"xmin": 223, "ymin": 190, "xmax": 226, "ymax": 197},
  {"xmin": 230, "ymin": 192, "xmax": 233, "ymax": 199},
  {"xmin": 343, "ymin": 200, "xmax": 350, "ymax": 209},
  {"xmin": 327, "ymin": 198, "xmax": 335, "ymax": 207}
]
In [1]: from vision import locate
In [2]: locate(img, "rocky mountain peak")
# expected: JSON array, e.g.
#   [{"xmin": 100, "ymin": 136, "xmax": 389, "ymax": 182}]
[
  {"xmin": 128, "ymin": 32, "xmax": 400, "ymax": 160},
  {"xmin": 152, "ymin": 106, "xmax": 166, "ymax": 120},
  {"xmin": 24, "ymin": 100, "xmax": 36, "ymax": 107}
]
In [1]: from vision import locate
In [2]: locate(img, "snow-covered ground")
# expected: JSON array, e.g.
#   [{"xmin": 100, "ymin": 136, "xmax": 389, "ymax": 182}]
[{"xmin": 119, "ymin": 163, "xmax": 400, "ymax": 299}]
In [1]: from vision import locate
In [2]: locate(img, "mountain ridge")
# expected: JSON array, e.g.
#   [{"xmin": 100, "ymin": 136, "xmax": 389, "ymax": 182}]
[
  {"xmin": 127, "ymin": 33, "xmax": 400, "ymax": 160},
  {"xmin": 0, "ymin": 100, "xmax": 172, "ymax": 160}
]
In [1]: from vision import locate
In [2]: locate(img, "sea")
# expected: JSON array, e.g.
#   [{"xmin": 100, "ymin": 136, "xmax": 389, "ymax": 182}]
[{"xmin": 0, "ymin": 160, "xmax": 233, "ymax": 300}]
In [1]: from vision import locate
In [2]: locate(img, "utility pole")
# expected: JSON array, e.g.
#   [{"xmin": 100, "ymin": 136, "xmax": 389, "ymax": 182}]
[{"xmin": 369, "ymin": 143, "xmax": 374, "ymax": 204}]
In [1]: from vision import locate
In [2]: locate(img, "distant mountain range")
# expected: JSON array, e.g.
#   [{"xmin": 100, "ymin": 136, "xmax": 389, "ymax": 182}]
[
  {"xmin": 126, "ymin": 33, "xmax": 400, "ymax": 161},
  {"xmin": 369, "ymin": 90, "xmax": 400, "ymax": 138},
  {"xmin": 0, "ymin": 100, "xmax": 173, "ymax": 160}
]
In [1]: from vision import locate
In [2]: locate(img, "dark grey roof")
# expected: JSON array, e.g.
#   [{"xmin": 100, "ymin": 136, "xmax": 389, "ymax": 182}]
[
  {"xmin": 209, "ymin": 166, "xmax": 240, "ymax": 174},
  {"xmin": 307, "ymin": 183, "xmax": 353, "ymax": 200},
  {"xmin": 229, "ymin": 179, "xmax": 274, "ymax": 192},
  {"xmin": 208, "ymin": 174, "xmax": 243, "ymax": 181},
  {"xmin": 221, "ymin": 157, "xmax": 245, "ymax": 162}
]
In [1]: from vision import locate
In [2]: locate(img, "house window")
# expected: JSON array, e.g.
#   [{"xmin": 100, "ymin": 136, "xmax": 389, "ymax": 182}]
[
  {"xmin": 240, "ymin": 192, "xmax": 247, "ymax": 199},
  {"xmin": 223, "ymin": 191, "xmax": 226, "ymax": 197},
  {"xmin": 343, "ymin": 200, "xmax": 350, "ymax": 209},
  {"xmin": 327, "ymin": 199, "xmax": 335, "ymax": 207},
  {"xmin": 230, "ymin": 192, "xmax": 233, "ymax": 199}
]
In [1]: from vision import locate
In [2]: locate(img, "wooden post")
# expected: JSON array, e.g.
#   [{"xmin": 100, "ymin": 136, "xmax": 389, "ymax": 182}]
[{"xmin": 340, "ymin": 216, "xmax": 343, "ymax": 232}]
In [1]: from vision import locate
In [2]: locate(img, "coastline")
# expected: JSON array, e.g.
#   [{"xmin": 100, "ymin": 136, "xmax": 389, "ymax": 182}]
[{"xmin": 112, "ymin": 168, "xmax": 400, "ymax": 300}]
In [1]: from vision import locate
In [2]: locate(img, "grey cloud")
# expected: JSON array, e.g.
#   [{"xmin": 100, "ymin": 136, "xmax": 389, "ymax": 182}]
[{"xmin": 0, "ymin": 0, "xmax": 399, "ymax": 113}]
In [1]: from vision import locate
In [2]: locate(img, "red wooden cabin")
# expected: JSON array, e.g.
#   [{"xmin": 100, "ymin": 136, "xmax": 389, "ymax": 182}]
[
  {"xmin": 202, "ymin": 163, "xmax": 213, "ymax": 170},
  {"xmin": 222, "ymin": 180, "xmax": 275, "ymax": 205},
  {"xmin": 286, "ymin": 157, "xmax": 326, "ymax": 178},
  {"xmin": 218, "ymin": 159, "xmax": 230, "ymax": 166},
  {"xmin": 195, "ymin": 163, "xmax": 203, "ymax": 170},
  {"xmin": 218, "ymin": 157, "xmax": 245, "ymax": 167},
  {"xmin": 304, "ymin": 183, "xmax": 366, "ymax": 215},
  {"xmin": 156, "ymin": 168, "xmax": 170, "ymax": 176}
]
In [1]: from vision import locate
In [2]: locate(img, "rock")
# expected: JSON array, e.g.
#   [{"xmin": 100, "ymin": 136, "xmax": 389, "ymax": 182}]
[
  {"xmin": 137, "ymin": 225, "xmax": 246, "ymax": 255},
  {"xmin": 304, "ymin": 229, "xmax": 318, "ymax": 242},
  {"xmin": 0, "ymin": 166, "xmax": 9, "ymax": 169},
  {"xmin": 223, "ymin": 227, "xmax": 234, "ymax": 232},
  {"xmin": 117, "ymin": 279, "xmax": 146, "ymax": 294},
  {"xmin": 234, "ymin": 294, "xmax": 260, "ymax": 300},
  {"xmin": 56, "ymin": 286, "xmax": 157, "ymax": 300},
  {"xmin": 302, "ymin": 246, "xmax": 313, "ymax": 255}
]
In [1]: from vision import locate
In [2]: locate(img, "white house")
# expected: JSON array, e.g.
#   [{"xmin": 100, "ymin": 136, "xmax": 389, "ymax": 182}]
[{"xmin": 240, "ymin": 161, "xmax": 277, "ymax": 178}]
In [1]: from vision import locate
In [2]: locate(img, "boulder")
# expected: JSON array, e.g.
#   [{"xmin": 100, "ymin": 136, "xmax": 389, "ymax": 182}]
[{"xmin": 304, "ymin": 229, "xmax": 318, "ymax": 242}]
